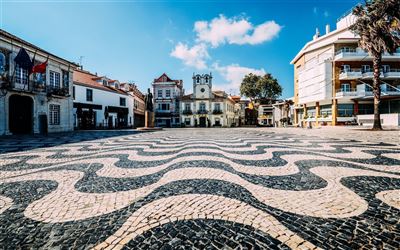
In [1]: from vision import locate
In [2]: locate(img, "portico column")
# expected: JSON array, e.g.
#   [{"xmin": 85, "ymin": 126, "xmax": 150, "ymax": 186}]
[
  {"xmin": 303, "ymin": 104, "xmax": 307, "ymax": 127},
  {"xmin": 315, "ymin": 102, "xmax": 320, "ymax": 127},
  {"xmin": 354, "ymin": 100, "xmax": 359, "ymax": 115},
  {"xmin": 332, "ymin": 99, "xmax": 338, "ymax": 126}
]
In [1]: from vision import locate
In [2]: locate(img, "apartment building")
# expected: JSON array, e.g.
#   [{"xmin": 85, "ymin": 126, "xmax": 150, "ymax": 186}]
[
  {"xmin": 180, "ymin": 73, "xmax": 236, "ymax": 127},
  {"xmin": 0, "ymin": 29, "xmax": 77, "ymax": 135},
  {"xmin": 291, "ymin": 13, "xmax": 400, "ymax": 127},
  {"xmin": 73, "ymin": 68, "xmax": 134, "ymax": 129},
  {"xmin": 152, "ymin": 73, "xmax": 183, "ymax": 127}
]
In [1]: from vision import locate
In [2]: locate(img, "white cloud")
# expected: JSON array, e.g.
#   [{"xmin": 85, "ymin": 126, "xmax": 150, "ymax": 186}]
[
  {"xmin": 194, "ymin": 15, "xmax": 282, "ymax": 47},
  {"xmin": 213, "ymin": 63, "xmax": 266, "ymax": 91},
  {"xmin": 170, "ymin": 42, "xmax": 209, "ymax": 69}
]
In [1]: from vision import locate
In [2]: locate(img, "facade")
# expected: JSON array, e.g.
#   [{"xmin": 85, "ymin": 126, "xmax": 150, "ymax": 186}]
[
  {"xmin": 291, "ymin": 14, "xmax": 400, "ymax": 127},
  {"xmin": 152, "ymin": 73, "xmax": 183, "ymax": 127},
  {"xmin": 258, "ymin": 104, "xmax": 274, "ymax": 126},
  {"xmin": 273, "ymin": 99, "xmax": 295, "ymax": 127},
  {"xmin": 128, "ymin": 83, "xmax": 145, "ymax": 128},
  {"xmin": 0, "ymin": 29, "xmax": 77, "ymax": 135},
  {"xmin": 180, "ymin": 73, "xmax": 236, "ymax": 127},
  {"xmin": 73, "ymin": 69, "xmax": 134, "ymax": 129}
]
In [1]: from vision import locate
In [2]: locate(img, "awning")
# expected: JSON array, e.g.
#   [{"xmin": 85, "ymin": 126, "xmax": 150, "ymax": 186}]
[
  {"xmin": 107, "ymin": 106, "xmax": 129, "ymax": 115},
  {"xmin": 73, "ymin": 102, "xmax": 102, "ymax": 110}
]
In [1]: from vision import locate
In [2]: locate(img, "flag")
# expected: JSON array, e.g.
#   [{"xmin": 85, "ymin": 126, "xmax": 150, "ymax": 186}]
[
  {"xmin": 14, "ymin": 48, "xmax": 33, "ymax": 71},
  {"xmin": 32, "ymin": 57, "xmax": 48, "ymax": 74}
]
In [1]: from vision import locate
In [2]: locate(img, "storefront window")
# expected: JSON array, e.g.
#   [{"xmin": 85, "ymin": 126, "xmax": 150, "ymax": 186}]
[{"xmin": 338, "ymin": 104, "xmax": 354, "ymax": 117}]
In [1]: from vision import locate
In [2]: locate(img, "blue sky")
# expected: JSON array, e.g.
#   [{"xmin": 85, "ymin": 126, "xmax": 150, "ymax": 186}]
[{"xmin": 2, "ymin": 0, "xmax": 360, "ymax": 98}]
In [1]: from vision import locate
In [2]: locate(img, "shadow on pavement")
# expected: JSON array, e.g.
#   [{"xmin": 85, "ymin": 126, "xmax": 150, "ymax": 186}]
[{"xmin": 0, "ymin": 130, "xmax": 146, "ymax": 154}]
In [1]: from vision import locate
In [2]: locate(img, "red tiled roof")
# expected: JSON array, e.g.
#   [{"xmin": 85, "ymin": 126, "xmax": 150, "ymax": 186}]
[{"xmin": 73, "ymin": 69, "xmax": 128, "ymax": 95}]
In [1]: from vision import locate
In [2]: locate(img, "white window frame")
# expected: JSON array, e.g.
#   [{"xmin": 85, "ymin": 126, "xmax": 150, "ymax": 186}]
[
  {"xmin": 49, "ymin": 104, "xmax": 61, "ymax": 125},
  {"xmin": 157, "ymin": 89, "xmax": 163, "ymax": 98},
  {"xmin": 49, "ymin": 71, "xmax": 61, "ymax": 88},
  {"xmin": 15, "ymin": 64, "xmax": 29, "ymax": 85},
  {"xmin": 166, "ymin": 89, "xmax": 171, "ymax": 98}
]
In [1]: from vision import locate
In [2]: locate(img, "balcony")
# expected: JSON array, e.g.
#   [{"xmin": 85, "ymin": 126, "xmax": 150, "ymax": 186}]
[
  {"xmin": 197, "ymin": 110, "xmax": 208, "ymax": 114},
  {"xmin": 361, "ymin": 69, "xmax": 384, "ymax": 79},
  {"xmin": 335, "ymin": 88, "xmax": 357, "ymax": 98},
  {"xmin": 335, "ymin": 47, "xmax": 400, "ymax": 61},
  {"xmin": 339, "ymin": 69, "xmax": 362, "ymax": 80},
  {"xmin": 182, "ymin": 109, "xmax": 193, "ymax": 115},
  {"xmin": 47, "ymin": 86, "xmax": 69, "ymax": 97},
  {"xmin": 383, "ymin": 69, "xmax": 400, "ymax": 79},
  {"xmin": 212, "ymin": 109, "xmax": 223, "ymax": 115}
]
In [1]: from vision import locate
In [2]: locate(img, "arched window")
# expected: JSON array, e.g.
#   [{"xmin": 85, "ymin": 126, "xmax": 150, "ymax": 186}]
[
  {"xmin": 196, "ymin": 76, "xmax": 200, "ymax": 83},
  {"xmin": 0, "ymin": 52, "xmax": 6, "ymax": 74}
]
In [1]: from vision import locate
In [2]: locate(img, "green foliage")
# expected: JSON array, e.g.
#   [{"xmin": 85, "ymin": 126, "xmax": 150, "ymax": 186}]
[
  {"xmin": 350, "ymin": 0, "xmax": 400, "ymax": 56},
  {"xmin": 240, "ymin": 73, "xmax": 283, "ymax": 102}
]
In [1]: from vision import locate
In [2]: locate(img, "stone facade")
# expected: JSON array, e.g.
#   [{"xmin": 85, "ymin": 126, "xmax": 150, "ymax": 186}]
[{"xmin": 0, "ymin": 29, "xmax": 76, "ymax": 135}]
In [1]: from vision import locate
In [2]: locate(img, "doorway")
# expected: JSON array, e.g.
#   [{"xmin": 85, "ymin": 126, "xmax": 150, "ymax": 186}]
[
  {"xmin": 9, "ymin": 95, "xmax": 33, "ymax": 134},
  {"xmin": 199, "ymin": 117, "xmax": 206, "ymax": 127}
]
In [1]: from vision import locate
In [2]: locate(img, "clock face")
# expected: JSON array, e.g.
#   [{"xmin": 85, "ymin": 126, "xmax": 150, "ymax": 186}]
[{"xmin": 200, "ymin": 88, "xmax": 205, "ymax": 93}]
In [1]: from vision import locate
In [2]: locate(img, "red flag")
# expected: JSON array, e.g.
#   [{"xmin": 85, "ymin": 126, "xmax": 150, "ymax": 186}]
[{"xmin": 32, "ymin": 58, "xmax": 48, "ymax": 74}]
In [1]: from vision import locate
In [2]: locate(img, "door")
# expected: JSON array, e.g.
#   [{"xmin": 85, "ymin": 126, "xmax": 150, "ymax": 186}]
[
  {"xmin": 9, "ymin": 95, "xmax": 33, "ymax": 134},
  {"xmin": 199, "ymin": 117, "xmax": 206, "ymax": 127}
]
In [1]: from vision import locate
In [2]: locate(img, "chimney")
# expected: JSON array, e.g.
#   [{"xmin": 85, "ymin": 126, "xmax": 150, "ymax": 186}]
[
  {"xmin": 313, "ymin": 28, "xmax": 320, "ymax": 40},
  {"xmin": 326, "ymin": 24, "xmax": 330, "ymax": 34}
]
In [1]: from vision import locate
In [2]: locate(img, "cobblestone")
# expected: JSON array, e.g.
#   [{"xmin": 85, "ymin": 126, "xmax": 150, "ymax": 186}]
[{"xmin": 0, "ymin": 128, "xmax": 399, "ymax": 249}]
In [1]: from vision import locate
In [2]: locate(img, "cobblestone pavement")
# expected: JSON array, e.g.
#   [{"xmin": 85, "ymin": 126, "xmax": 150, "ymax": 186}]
[{"xmin": 0, "ymin": 128, "xmax": 399, "ymax": 249}]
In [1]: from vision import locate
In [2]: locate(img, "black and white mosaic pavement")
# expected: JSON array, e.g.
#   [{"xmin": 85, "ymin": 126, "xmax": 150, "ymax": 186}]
[{"xmin": 0, "ymin": 128, "xmax": 399, "ymax": 249}]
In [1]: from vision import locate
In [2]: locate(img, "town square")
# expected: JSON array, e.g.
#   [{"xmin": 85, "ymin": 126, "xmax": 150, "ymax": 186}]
[{"xmin": 0, "ymin": 0, "xmax": 400, "ymax": 249}]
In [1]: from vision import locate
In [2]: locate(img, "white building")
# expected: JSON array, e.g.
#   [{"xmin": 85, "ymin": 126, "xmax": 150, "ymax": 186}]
[
  {"xmin": 291, "ymin": 13, "xmax": 400, "ymax": 127},
  {"xmin": 73, "ymin": 68, "xmax": 134, "ymax": 129},
  {"xmin": 152, "ymin": 73, "xmax": 183, "ymax": 127},
  {"xmin": 180, "ymin": 73, "xmax": 236, "ymax": 127},
  {"xmin": 0, "ymin": 29, "xmax": 76, "ymax": 135}
]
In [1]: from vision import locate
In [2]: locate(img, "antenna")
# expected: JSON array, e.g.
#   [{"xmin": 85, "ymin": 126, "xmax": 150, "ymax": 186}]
[{"xmin": 79, "ymin": 56, "xmax": 84, "ymax": 67}]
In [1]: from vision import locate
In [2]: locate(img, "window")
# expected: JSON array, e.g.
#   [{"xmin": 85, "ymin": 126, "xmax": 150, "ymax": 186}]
[
  {"xmin": 338, "ymin": 104, "xmax": 354, "ymax": 117},
  {"xmin": 49, "ymin": 71, "xmax": 61, "ymax": 88},
  {"xmin": 161, "ymin": 103, "xmax": 170, "ymax": 110},
  {"xmin": 341, "ymin": 65, "xmax": 350, "ymax": 72},
  {"xmin": 205, "ymin": 76, "xmax": 208, "ymax": 83},
  {"xmin": 185, "ymin": 103, "xmax": 191, "ymax": 111},
  {"xmin": 86, "ymin": 89, "xmax": 93, "ymax": 102},
  {"xmin": 73, "ymin": 86, "xmax": 75, "ymax": 99},
  {"xmin": 62, "ymin": 70, "xmax": 69, "ymax": 89},
  {"xmin": 15, "ymin": 64, "xmax": 28, "ymax": 85},
  {"xmin": 34, "ymin": 72, "xmax": 46, "ymax": 85},
  {"xmin": 0, "ymin": 52, "xmax": 5, "ymax": 74},
  {"xmin": 341, "ymin": 83, "xmax": 351, "ymax": 92},
  {"xmin": 199, "ymin": 103, "xmax": 206, "ymax": 111},
  {"xmin": 382, "ymin": 65, "xmax": 390, "ymax": 73},
  {"xmin": 102, "ymin": 79, "xmax": 108, "ymax": 86},
  {"xmin": 196, "ymin": 76, "xmax": 200, "ymax": 83},
  {"xmin": 185, "ymin": 118, "xmax": 191, "ymax": 125},
  {"xmin": 120, "ymin": 97, "xmax": 126, "ymax": 106},
  {"xmin": 166, "ymin": 89, "xmax": 171, "ymax": 98},
  {"xmin": 158, "ymin": 89, "xmax": 163, "ymax": 98},
  {"xmin": 362, "ymin": 65, "xmax": 371, "ymax": 73},
  {"xmin": 214, "ymin": 103, "xmax": 221, "ymax": 111},
  {"xmin": 49, "ymin": 104, "xmax": 60, "ymax": 125}
]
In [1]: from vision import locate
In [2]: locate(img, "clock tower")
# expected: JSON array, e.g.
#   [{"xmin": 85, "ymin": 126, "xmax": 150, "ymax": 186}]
[{"xmin": 193, "ymin": 73, "xmax": 212, "ymax": 99}]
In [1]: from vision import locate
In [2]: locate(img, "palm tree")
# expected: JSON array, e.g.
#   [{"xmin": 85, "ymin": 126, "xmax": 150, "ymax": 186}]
[{"xmin": 349, "ymin": 0, "xmax": 400, "ymax": 130}]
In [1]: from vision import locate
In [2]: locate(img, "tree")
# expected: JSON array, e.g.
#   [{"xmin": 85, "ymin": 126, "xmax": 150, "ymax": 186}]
[
  {"xmin": 240, "ymin": 73, "xmax": 283, "ymax": 103},
  {"xmin": 256, "ymin": 73, "xmax": 282, "ymax": 103},
  {"xmin": 240, "ymin": 73, "xmax": 260, "ymax": 101},
  {"xmin": 349, "ymin": 0, "xmax": 400, "ymax": 130}
]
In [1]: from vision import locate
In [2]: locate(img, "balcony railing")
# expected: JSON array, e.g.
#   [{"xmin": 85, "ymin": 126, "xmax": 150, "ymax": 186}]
[
  {"xmin": 335, "ymin": 47, "xmax": 400, "ymax": 60},
  {"xmin": 335, "ymin": 88, "xmax": 357, "ymax": 98},
  {"xmin": 383, "ymin": 69, "xmax": 400, "ymax": 78},
  {"xmin": 47, "ymin": 86, "xmax": 69, "ymax": 97},
  {"xmin": 339, "ymin": 69, "xmax": 362, "ymax": 79},
  {"xmin": 197, "ymin": 110, "xmax": 208, "ymax": 114},
  {"xmin": 212, "ymin": 109, "xmax": 223, "ymax": 115},
  {"xmin": 182, "ymin": 110, "xmax": 193, "ymax": 115}
]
